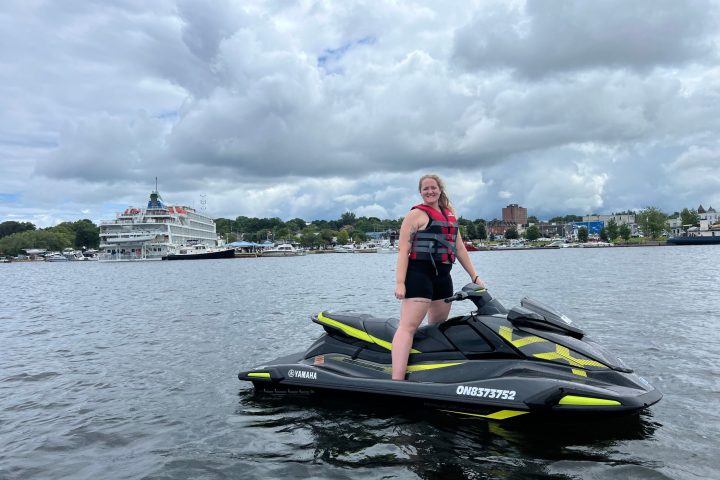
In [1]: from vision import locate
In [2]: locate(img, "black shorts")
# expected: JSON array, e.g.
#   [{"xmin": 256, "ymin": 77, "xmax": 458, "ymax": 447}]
[{"xmin": 405, "ymin": 260, "xmax": 453, "ymax": 301}]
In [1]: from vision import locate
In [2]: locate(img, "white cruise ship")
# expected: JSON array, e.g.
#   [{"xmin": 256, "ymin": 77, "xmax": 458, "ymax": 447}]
[{"xmin": 99, "ymin": 190, "xmax": 219, "ymax": 261}]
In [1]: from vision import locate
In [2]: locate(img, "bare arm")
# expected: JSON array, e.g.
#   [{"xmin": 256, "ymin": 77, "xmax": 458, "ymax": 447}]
[
  {"xmin": 455, "ymin": 230, "xmax": 486, "ymax": 288},
  {"xmin": 395, "ymin": 210, "xmax": 425, "ymax": 299}
]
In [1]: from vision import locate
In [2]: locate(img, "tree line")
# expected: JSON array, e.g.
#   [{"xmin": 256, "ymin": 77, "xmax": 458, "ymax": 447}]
[
  {"xmin": 213, "ymin": 211, "xmax": 497, "ymax": 246},
  {"xmin": 0, "ymin": 205, "xmax": 700, "ymax": 256},
  {"xmin": 0, "ymin": 220, "xmax": 99, "ymax": 256}
]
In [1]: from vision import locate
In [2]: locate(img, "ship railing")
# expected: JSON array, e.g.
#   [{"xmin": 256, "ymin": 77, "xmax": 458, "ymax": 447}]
[{"xmin": 98, "ymin": 252, "xmax": 152, "ymax": 262}]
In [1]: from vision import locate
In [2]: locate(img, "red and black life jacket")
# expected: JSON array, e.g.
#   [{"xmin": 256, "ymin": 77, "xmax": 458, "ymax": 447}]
[{"xmin": 409, "ymin": 204, "xmax": 458, "ymax": 264}]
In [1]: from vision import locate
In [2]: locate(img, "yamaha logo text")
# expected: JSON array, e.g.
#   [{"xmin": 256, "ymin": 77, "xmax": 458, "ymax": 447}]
[{"xmin": 288, "ymin": 369, "xmax": 317, "ymax": 380}]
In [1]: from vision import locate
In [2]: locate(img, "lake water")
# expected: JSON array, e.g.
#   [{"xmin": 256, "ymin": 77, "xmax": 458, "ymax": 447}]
[{"xmin": 1, "ymin": 247, "xmax": 718, "ymax": 479}]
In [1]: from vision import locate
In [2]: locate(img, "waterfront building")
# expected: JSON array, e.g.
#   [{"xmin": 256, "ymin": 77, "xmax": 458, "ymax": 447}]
[
  {"xmin": 698, "ymin": 205, "xmax": 719, "ymax": 224},
  {"xmin": 502, "ymin": 204, "xmax": 528, "ymax": 226},
  {"xmin": 667, "ymin": 216, "xmax": 684, "ymax": 237},
  {"xmin": 582, "ymin": 214, "xmax": 635, "ymax": 226},
  {"xmin": 568, "ymin": 221, "xmax": 604, "ymax": 240},
  {"xmin": 487, "ymin": 220, "xmax": 517, "ymax": 238},
  {"xmin": 534, "ymin": 222, "xmax": 565, "ymax": 238}
]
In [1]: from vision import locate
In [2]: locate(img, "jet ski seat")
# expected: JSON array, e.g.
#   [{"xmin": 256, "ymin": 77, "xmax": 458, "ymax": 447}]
[{"xmin": 314, "ymin": 311, "xmax": 456, "ymax": 353}]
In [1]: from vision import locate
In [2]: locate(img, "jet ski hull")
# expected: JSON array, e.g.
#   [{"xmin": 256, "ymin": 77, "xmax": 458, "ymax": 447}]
[
  {"xmin": 239, "ymin": 355, "xmax": 661, "ymax": 421},
  {"xmin": 238, "ymin": 287, "xmax": 662, "ymax": 421}
]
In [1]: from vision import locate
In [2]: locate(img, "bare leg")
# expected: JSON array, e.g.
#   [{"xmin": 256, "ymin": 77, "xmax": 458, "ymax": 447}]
[
  {"xmin": 391, "ymin": 298, "xmax": 431, "ymax": 380},
  {"xmin": 427, "ymin": 299, "xmax": 452, "ymax": 325}
]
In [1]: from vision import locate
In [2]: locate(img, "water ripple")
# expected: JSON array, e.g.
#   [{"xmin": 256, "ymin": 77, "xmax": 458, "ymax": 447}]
[{"xmin": 0, "ymin": 249, "xmax": 717, "ymax": 479}]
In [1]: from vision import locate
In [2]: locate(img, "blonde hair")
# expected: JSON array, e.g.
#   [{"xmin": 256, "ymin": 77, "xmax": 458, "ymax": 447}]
[{"xmin": 418, "ymin": 174, "xmax": 454, "ymax": 213}]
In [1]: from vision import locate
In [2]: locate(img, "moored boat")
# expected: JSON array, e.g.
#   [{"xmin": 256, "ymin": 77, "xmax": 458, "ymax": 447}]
[
  {"xmin": 228, "ymin": 240, "xmax": 261, "ymax": 258},
  {"xmin": 162, "ymin": 244, "xmax": 236, "ymax": 260},
  {"xmin": 261, "ymin": 244, "xmax": 306, "ymax": 257},
  {"xmin": 667, "ymin": 235, "xmax": 720, "ymax": 245},
  {"xmin": 45, "ymin": 253, "xmax": 68, "ymax": 262},
  {"xmin": 354, "ymin": 243, "xmax": 378, "ymax": 253},
  {"xmin": 667, "ymin": 220, "xmax": 720, "ymax": 245}
]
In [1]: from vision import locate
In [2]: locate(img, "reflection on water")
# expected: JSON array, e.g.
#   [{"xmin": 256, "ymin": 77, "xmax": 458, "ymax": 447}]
[{"xmin": 236, "ymin": 387, "xmax": 662, "ymax": 480}]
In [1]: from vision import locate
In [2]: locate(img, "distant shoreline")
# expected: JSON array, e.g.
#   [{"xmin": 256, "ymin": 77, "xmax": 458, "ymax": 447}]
[
  {"xmin": 1, "ymin": 241, "xmax": 689, "ymax": 263},
  {"xmin": 473, "ymin": 241, "xmax": 670, "ymax": 252}
]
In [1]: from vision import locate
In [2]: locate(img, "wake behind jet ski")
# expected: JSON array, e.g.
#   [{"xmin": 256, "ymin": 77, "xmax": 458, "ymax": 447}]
[{"xmin": 239, "ymin": 285, "xmax": 661, "ymax": 421}]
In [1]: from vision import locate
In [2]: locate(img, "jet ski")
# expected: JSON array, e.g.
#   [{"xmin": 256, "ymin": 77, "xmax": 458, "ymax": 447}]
[{"xmin": 238, "ymin": 285, "xmax": 662, "ymax": 421}]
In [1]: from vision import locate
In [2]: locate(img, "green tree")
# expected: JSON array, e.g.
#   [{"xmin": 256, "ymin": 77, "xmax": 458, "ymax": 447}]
[
  {"xmin": 51, "ymin": 221, "xmax": 76, "ymax": 238},
  {"xmin": 680, "ymin": 208, "xmax": 699, "ymax": 229},
  {"xmin": 320, "ymin": 229, "xmax": 335, "ymax": 246},
  {"xmin": 578, "ymin": 227, "xmax": 589, "ymax": 243},
  {"xmin": 458, "ymin": 218, "xmax": 476, "ymax": 239},
  {"xmin": 285, "ymin": 218, "xmax": 307, "ymax": 232},
  {"xmin": 73, "ymin": 219, "xmax": 100, "ymax": 249},
  {"xmin": 527, "ymin": 216, "xmax": 539, "ymax": 224},
  {"xmin": 549, "ymin": 214, "xmax": 582, "ymax": 223},
  {"xmin": 619, "ymin": 224, "xmax": 631, "ymax": 242},
  {"xmin": 637, "ymin": 207, "xmax": 668, "ymax": 239},
  {"xmin": 336, "ymin": 230, "xmax": 349, "ymax": 245},
  {"xmin": 0, "ymin": 229, "xmax": 73, "ymax": 256},
  {"xmin": 340, "ymin": 211, "xmax": 357, "ymax": 226},
  {"xmin": 0, "ymin": 221, "xmax": 36, "ymax": 239},
  {"xmin": 474, "ymin": 221, "xmax": 487, "ymax": 240},
  {"xmin": 275, "ymin": 227, "xmax": 291, "ymax": 242},
  {"xmin": 606, "ymin": 218, "xmax": 619, "ymax": 242},
  {"xmin": 599, "ymin": 227, "xmax": 609, "ymax": 242},
  {"xmin": 299, "ymin": 227, "xmax": 320, "ymax": 248},
  {"xmin": 504, "ymin": 227, "xmax": 519, "ymax": 240},
  {"xmin": 213, "ymin": 218, "xmax": 235, "ymax": 238},
  {"xmin": 351, "ymin": 231, "xmax": 367, "ymax": 243},
  {"xmin": 524, "ymin": 225, "xmax": 541, "ymax": 241}
]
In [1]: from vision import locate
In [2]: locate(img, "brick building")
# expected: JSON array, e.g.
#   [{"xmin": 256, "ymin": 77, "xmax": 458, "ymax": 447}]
[
  {"xmin": 487, "ymin": 220, "xmax": 517, "ymax": 238},
  {"xmin": 502, "ymin": 204, "xmax": 528, "ymax": 226}
]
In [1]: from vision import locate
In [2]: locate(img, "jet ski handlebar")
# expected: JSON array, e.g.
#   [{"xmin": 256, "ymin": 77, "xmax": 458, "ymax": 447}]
[
  {"xmin": 443, "ymin": 291, "xmax": 469, "ymax": 303},
  {"xmin": 443, "ymin": 286, "xmax": 509, "ymax": 315}
]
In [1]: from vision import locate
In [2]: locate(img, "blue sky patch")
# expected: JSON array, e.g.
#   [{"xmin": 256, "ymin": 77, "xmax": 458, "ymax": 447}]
[
  {"xmin": 318, "ymin": 36, "xmax": 377, "ymax": 70},
  {"xmin": 0, "ymin": 193, "xmax": 20, "ymax": 203}
]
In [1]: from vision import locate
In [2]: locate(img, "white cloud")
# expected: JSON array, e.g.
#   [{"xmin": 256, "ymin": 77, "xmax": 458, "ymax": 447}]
[
  {"xmin": 665, "ymin": 145, "xmax": 720, "ymax": 206},
  {"xmin": 452, "ymin": 0, "xmax": 716, "ymax": 77},
  {"xmin": 1, "ymin": 1, "xmax": 720, "ymax": 227},
  {"xmin": 354, "ymin": 204, "xmax": 389, "ymax": 219}
]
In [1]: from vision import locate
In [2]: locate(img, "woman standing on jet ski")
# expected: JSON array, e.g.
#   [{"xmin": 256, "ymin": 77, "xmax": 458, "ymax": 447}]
[{"xmin": 392, "ymin": 174, "xmax": 486, "ymax": 380}]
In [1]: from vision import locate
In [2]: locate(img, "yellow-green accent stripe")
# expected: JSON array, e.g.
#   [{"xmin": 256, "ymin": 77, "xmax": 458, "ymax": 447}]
[
  {"xmin": 571, "ymin": 368, "xmax": 587, "ymax": 377},
  {"xmin": 558, "ymin": 395, "xmax": 621, "ymax": 406},
  {"xmin": 405, "ymin": 362, "xmax": 465, "ymax": 373},
  {"xmin": 533, "ymin": 345, "xmax": 607, "ymax": 368},
  {"xmin": 442, "ymin": 409, "xmax": 529, "ymax": 420},
  {"xmin": 498, "ymin": 325, "xmax": 547, "ymax": 348},
  {"xmin": 247, "ymin": 372, "xmax": 271, "ymax": 379},
  {"xmin": 317, "ymin": 312, "xmax": 420, "ymax": 353}
]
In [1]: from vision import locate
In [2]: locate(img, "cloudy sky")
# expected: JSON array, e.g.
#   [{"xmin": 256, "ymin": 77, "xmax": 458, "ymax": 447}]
[{"xmin": 2, "ymin": 0, "xmax": 719, "ymax": 227}]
